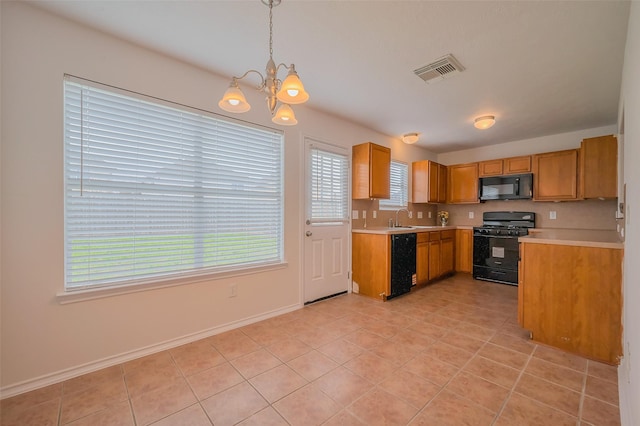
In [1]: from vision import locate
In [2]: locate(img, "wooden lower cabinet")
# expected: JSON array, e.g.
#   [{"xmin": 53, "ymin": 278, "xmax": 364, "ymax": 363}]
[
  {"xmin": 455, "ymin": 229, "xmax": 473, "ymax": 273},
  {"xmin": 416, "ymin": 233, "xmax": 429, "ymax": 285},
  {"xmin": 519, "ymin": 242, "xmax": 623, "ymax": 364},
  {"xmin": 440, "ymin": 231, "xmax": 455, "ymax": 276},
  {"xmin": 352, "ymin": 233, "xmax": 390, "ymax": 300}
]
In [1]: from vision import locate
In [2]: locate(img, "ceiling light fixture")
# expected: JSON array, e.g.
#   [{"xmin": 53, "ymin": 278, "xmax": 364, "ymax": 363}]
[
  {"xmin": 218, "ymin": 0, "xmax": 309, "ymax": 126},
  {"xmin": 474, "ymin": 115, "xmax": 496, "ymax": 130},
  {"xmin": 402, "ymin": 133, "xmax": 420, "ymax": 144}
]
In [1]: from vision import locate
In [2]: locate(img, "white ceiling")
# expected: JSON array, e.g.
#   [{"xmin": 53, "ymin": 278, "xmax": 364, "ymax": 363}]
[{"xmin": 31, "ymin": 0, "xmax": 630, "ymax": 153}]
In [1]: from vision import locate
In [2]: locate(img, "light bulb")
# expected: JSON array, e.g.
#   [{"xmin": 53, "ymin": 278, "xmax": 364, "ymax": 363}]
[
  {"xmin": 228, "ymin": 99, "xmax": 240, "ymax": 106},
  {"xmin": 287, "ymin": 89, "xmax": 299, "ymax": 97}
]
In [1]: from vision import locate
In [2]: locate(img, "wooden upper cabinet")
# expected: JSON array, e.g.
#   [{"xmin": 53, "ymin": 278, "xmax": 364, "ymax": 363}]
[
  {"xmin": 532, "ymin": 149, "xmax": 579, "ymax": 201},
  {"xmin": 580, "ymin": 135, "xmax": 617, "ymax": 199},
  {"xmin": 478, "ymin": 159, "xmax": 503, "ymax": 177},
  {"xmin": 412, "ymin": 160, "xmax": 447, "ymax": 203},
  {"xmin": 504, "ymin": 155, "xmax": 532, "ymax": 174},
  {"xmin": 479, "ymin": 156, "xmax": 531, "ymax": 177},
  {"xmin": 448, "ymin": 163, "xmax": 479, "ymax": 204},
  {"xmin": 352, "ymin": 142, "xmax": 390, "ymax": 199}
]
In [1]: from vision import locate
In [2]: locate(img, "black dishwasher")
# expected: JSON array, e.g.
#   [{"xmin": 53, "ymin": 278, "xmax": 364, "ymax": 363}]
[{"xmin": 389, "ymin": 233, "xmax": 417, "ymax": 299}]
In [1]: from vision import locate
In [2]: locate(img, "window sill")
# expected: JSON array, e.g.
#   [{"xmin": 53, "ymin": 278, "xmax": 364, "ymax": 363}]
[{"xmin": 57, "ymin": 262, "xmax": 288, "ymax": 304}]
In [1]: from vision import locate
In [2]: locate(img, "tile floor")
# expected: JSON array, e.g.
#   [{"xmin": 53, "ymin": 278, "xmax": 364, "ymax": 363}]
[{"xmin": 1, "ymin": 274, "xmax": 621, "ymax": 426}]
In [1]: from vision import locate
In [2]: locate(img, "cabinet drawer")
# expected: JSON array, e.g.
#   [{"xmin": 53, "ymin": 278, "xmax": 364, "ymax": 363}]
[
  {"xmin": 417, "ymin": 233, "xmax": 430, "ymax": 243},
  {"xmin": 429, "ymin": 231, "xmax": 441, "ymax": 241},
  {"xmin": 441, "ymin": 230, "xmax": 455, "ymax": 239}
]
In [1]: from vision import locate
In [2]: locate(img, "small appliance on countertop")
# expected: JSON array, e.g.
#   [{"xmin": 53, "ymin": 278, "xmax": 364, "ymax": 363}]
[{"xmin": 473, "ymin": 211, "xmax": 535, "ymax": 285}]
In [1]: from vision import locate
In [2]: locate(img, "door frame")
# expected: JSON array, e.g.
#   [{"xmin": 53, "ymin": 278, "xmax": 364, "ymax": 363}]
[{"xmin": 299, "ymin": 133, "xmax": 352, "ymax": 305}]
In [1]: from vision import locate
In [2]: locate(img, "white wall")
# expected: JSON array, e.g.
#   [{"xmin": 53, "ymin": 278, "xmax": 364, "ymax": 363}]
[
  {"xmin": 436, "ymin": 125, "xmax": 617, "ymax": 165},
  {"xmin": 0, "ymin": 2, "xmax": 435, "ymax": 394},
  {"xmin": 617, "ymin": 2, "xmax": 640, "ymax": 424}
]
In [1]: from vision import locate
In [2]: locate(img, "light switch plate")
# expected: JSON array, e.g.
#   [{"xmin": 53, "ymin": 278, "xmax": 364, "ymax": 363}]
[
  {"xmin": 352, "ymin": 210, "xmax": 359, "ymax": 220},
  {"xmin": 373, "ymin": 211, "xmax": 377, "ymax": 219},
  {"xmin": 417, "ymin": 212, "xmax": 423, "ymax": 219},
  {"xmin": 549, "ymin": 211, "xmax": 557, "ymax": 220},
  {"xmin": 362, "ymin": 210, "xmax": 367, "ymax": 219},
  {"xmin": 469, "ymin": 212, "xmax": 474, "ymax": 219},
  {"xmin": 428, "ymin": 211, "xmax": 432, "ymax": 219},
  {"xmin": 408, "ymin": 211, "xmax": 413, "ymax": 219}
]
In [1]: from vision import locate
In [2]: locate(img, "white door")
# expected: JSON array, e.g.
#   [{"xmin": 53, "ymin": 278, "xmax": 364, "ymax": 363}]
[{"xmin": 303, "ymin": 138, "xmax": 350, "ymax": 304}]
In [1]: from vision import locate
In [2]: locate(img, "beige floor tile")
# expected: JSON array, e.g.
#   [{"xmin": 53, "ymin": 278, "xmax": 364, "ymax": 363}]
[
  {"xmin": 452, "ymin": 321, "xmax": 497, "ymax": 341},
  {"xmin": 0, "ymin": 383, "xmax": 62, "ymax": 419},
  {"xmin": 286, "ymin": 350, "xmax": 338, "ymax": 381},
  {"xmin": 445, "ymin": 372, "xmax": 510, "ymax": 413},
  {"xmin": 404, "ymin": 353, "xmax": 459, "ymax": 386},
  {"xmin": 581, "ymin": 396, "xmax": 621, "ymax": 426},
  {"xmin": 124, "ymin": 364, "xmax": 183, "ymax": 399},
  {"xmin": 64, "ymin": 400, "xmax": 134, "ymax": 426},
  {"xmin": 122, "ymin": 351, "xmax": 174, "ymax": 376},
  {"xmin": 314, "ymin": 366, "xmax": 373, "ymax": 407},
  {"xmin": 585, "ymin": 375, "xmax": 619, "ymax": 406},
  {"xmin": 494, "ymin": 393, "xmax": 577, "ymax": 426},
  {"xmin": 422, "ymin": 341, "xmax": 475, "ymax": 368},
  {"xmin": 514, "ymin": 373, "xmax": 581, "ymax": 416},
  {"xmin": 409, "ymin": 390, "xmax": 495, "ymax": 426},
  {"xmin": 295, "ymin": 326, "xmax": 343, "ymax": 349},
  {"xmin": 323, "ymin": 410, "xmax": 367, "ymax": 426},
  {"xmin": 273, "ymin": 384, "xmax": 341, "ymax": 426},
  {"xmin": 186, "ymin": 362, "xmax": 245, "ymax": 400},
  {"xmin": 63, "ymin": 366, "xmax": 124, "ymax": 395},
  {"xmin": 213, "ymin": 334, "xmax": 262, "ymax": 360},
  {"xmin": 440, "ymin": 331, "xmax": 485, "ymax": 353},
  {"xmin": 587, "ymin": 360, "xmax": 619, "ymax": 383},
  {"xmin": 60, "ymin": 376, "xmax": 128, "ymax": 424},
  {"xmin": 149, "ymin": 403, "xmax": 211, "ymax": 426},
  {"xmin": 407, "ymin": 321, "xmax": 449, "ymax": 340},
  {"xmin": 230, "ymin": 348, "xmax": 282, "ymax": 379},
  {"xmin": 343, "ymin": 329, "xmax": 388, "ymax": 350},
  {"xmin": 130, "ymin": 378, "xmax": 196, "ymax": 426},
  {"xmin": 249, "ymin": 364, "xmax": 307, "ymax": 403},
  {"xmin": 344, "ymin": 351, "xmax": 399, "ymax": 384},
  {"xmin": 0, "ymin": 398, "xmax": 60, "ymax": 426},
  {"xmin": 391, "ymin": 330, "xmax": 435, "ymax": 352},
  {"xmin": 378, "ymin": 370, "xmax": 441, "ymax": 409},
  {"xmin": 477, "ymin": 343, "xmax": 530, "ymax": 370},
  {"xmin": 369, "ymin": 340, "xmax": 419, "ymax": 366},
  {"xmin": 348, "ymin": 388, "xmax": 419, "ymax": 426},
  {"xmin": 266, "ymin": 337, "xmax": 312, "ymax": 362},
  {"xmin": 201, "ymin": 381, "xmax": 269, "ymax": 426},
  {"xmin": 170, "ymin": 341, "xmax": 226, "ymax": 376},
  {"xmin": 525, "ymin": 357, "xmax": 585, "ymax": 392},
  {"xmin": 533, "ymin": 344, "xmax": 588, "ymax": 372},
  {"xmin": 463, "ymin": 356, "xmax": 521, "ymax": 389},
  {"xmin": 318, "ymin": 338, "xmax": 364, "ymax": 364},
  {"xmin": 489, "ymin": 332, "xmax": 536, "ymax": 355},
  {"xmin": 236, "ymin": 406, "xmax": 288, "ymax": 426}
]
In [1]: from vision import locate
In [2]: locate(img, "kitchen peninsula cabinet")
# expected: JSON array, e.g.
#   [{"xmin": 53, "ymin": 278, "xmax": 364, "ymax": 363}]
[
  {"xmin": 455, "ymin": 229, "xmax": 473, "ymax": 273},
  {"xmin": 352, "ymin": 142, "xmax": 390, "ymax": 200},
  {"xmin": 448, "ymin": 163, "xmax": 479, "ymax": 204},
  {"xmin": 412, "ymin": 160, "xmax": 447, "ymax": 203},
  {"xmin": 352, "ymin": 233, "xmax": 390, "ymax": 300},
  {"xmin": 532, "ymin": 149, "xmax": 579, "ymax": 201},
  {"xmin": 580, "ymin": 135, "xmax": 617, "ymax": 199},
  {"xmin": 519, "ymin": 231, "xmax": 623, "ymax": 364}
]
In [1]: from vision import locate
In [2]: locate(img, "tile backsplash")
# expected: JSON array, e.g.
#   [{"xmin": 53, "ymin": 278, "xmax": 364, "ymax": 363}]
[{"xmin": 352, "ymin": 198, "xmax": 617, "ymax": 230}]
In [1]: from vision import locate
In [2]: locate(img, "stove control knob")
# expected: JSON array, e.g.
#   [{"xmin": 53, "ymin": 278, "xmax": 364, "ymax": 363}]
[{"xmin": 495, "ymin": 229, "xmax": 501, "ymax": 235}]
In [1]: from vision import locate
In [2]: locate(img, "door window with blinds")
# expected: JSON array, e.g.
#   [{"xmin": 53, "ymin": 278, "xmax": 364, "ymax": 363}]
[
  {"xmin": 64, "ymin": 76, "xmax": 284, "ymax": 290},
  {"xmin": 379, "ymin": 161, "xmax": 408, "ymax": 210},
  {"xmin": 308, "ymin": 146, "xmax": 349, "ymax": 224}
]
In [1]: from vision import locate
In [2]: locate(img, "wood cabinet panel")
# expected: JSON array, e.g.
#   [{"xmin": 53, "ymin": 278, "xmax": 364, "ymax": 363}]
[
  {"xmin": 428, "ymin": 240, "xmax": 441, "ymax": 281},
  {"xmin": 504, "ymin": 155, "xmax": 531, "ymax": 174},
  {"xmin": 352, "ymin": 233, "xmax": 390, "ymax": 300},
  {"xmin": 440, "ymin": 237, "xmax": 454, "ymax": 276},
  {"xmin": 412, "ymin": 160, "xmax": 446, "ymax": 203},
  {"xmin": 520, "ymin": 242, "xmax": 623, "ymax": 364},
  {"xmin": 455, "ymin": 229, "xmax": 473, "ymax": 273},
  {"xmin": 532, "ymin": 149, "xmax": 579, "ymax": 201},
  {"xmin": 416, "ymin": 241, "xmax": 429, "ymax": 285},
  {"xmin": 448, "ymin": 163, "xmax": 479, "ymax": 204},
  {"xmin": 352, "ymin": 142, "xmax": 390, "ymax": 200},
  {"xmin": 478, "ymin": 159, "xmax": 503, "ymax": 177},
  {"xmin": 580, "ymin": 135, "xmax": 617, "ymax": 199}
]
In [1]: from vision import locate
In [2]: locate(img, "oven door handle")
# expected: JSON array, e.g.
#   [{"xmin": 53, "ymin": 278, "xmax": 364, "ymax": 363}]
[{"xmin": 473, "ymin": 235, "xmax": 520, "ymax": 239}]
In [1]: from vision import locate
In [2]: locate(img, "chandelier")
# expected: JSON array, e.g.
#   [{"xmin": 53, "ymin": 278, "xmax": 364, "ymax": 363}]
[{"xmin": 218, "ymin": 0, "xmax": 309, "ymax": 126}]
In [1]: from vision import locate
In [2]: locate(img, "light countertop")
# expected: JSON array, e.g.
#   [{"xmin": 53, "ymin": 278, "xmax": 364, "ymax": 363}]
[
  {"xmin": 352, "ymin": 225, "xmax": 471, "ymax": 235},
  {"xmin": 519, "ymin": 228, "xmax": 623, "ymax": 249}
]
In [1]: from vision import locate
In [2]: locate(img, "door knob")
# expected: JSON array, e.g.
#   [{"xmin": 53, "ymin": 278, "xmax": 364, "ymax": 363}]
[{"xmin": 305, "ymin": 231, "xmax": 312, "ymax": 237}]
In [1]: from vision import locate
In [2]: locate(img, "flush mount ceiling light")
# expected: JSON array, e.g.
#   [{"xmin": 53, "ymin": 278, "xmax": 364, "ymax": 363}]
[
  {"xmin": 402, "ymin": 133, "xmax": 420, "ymax": 144},
  {"xmin": 474, "ymin": 115, "xmax": 496, "ymax": 130},
  {"xmin": 218, "ymin": 0, "xmax": 309, "ymax": 126}
]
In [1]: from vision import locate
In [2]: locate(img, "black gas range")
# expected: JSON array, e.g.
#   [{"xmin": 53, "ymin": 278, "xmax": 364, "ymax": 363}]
[{"xmin": 472, "ymin": 211, "xmax": 535, "ymax": 285}]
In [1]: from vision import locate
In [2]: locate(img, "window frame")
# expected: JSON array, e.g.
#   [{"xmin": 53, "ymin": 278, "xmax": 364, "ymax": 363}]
[{"xmin": 379, "ymin": 160, "xmax": 409, "ymax": 210}]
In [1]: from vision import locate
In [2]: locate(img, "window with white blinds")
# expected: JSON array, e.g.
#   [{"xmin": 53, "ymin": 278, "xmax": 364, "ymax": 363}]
[
  {"xmin": 379, "ymin": 161, "xmax": 408, "ymax": 210},
  {"xmin": 309, "ymin": 147, "xmax": 349, "ymax": 223},
  {"xmin": 64, "ymin": 76, "xmax": 284, "ymax": 290}
]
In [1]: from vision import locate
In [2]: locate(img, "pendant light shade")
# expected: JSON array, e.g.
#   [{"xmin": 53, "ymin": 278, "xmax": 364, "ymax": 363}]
[
  {"xmin": 272, "ymin": 103, "xmax": 298, "ymax": 126},
  {"xmin": 402, "ymin": 133, "xmax": 419, "ymax": 144},
  {"xmin": 218, "ymin": 82, "xmax": 251, "ymax": 113},
  {"xmin": 276, "ymin": 68, "xmax": 309, "ymax": 104}
]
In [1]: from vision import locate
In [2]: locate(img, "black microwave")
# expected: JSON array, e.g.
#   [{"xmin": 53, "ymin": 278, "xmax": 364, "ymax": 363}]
[{"xmin": 479, "ymin": 173, "xmax": 533, "ymax": 201}]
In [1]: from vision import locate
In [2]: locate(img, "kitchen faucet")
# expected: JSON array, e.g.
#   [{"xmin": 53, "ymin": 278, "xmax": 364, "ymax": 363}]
[{"xmin": 395, "ymin": 209, "xmax": 409, "ymax": 227}]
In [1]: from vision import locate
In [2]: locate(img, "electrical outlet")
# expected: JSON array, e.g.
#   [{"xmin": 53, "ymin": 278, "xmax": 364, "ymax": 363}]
[
  {"xmin": 469, "ymin": 211, "xmax": 474, "ymax": 219},
  {"xmin": 417, "ymin": 212, "xmax": 423, "ymax": 219},
  {"xmin": 549, "ymin": 211, "xmax": 557, "ymax": 220},
  {"xmin": 428, "ymin": 211, "xmax": 432, "ymax": 219},
  {"xmin": 362, "ymin": 210, "xmax": 367, "ymax": 219},
  {"xmin": 229, "ymin": 283, "xmax": 237, "ymax": 298},
  {"xmin": 408, "ymin": 211, "xmax": 413, "ymax": 219},
  {"xmin": 352, "ymin": 210, "xmax": 359, "ymax": 220},
  {"xmin": 373, "ymin": 211, "xmax": 377, "ymax": 219}
]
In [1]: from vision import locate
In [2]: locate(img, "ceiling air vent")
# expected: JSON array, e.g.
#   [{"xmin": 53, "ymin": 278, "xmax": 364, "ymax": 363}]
[{"xmin": 414, "ymin": 54, "xmax": 465, "ymax": 83}]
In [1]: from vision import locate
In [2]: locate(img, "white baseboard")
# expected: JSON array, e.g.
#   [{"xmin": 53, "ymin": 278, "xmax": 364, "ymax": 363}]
[{"xmin": 0, "ymin": 302, "xmax": 301, "ymax": 399}]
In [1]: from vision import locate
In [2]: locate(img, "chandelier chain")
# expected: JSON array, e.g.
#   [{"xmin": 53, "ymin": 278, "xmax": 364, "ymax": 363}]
[{"xmin": 269, "ymin": 1, "xmax": 273, "ymax": 58}]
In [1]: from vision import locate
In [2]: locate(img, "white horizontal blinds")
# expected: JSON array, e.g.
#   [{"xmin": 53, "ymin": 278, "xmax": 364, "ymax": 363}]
[
  {"xmin": 379, "ymin": 161, "xmax": 408, "ymax": 209},
  {"xmin": 64, "ymin": 77, "xmax": 283, "ymax": 289},
  {"xmin": 309, "ymin": 147, "xmax": 348, "ymax": 222}
]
